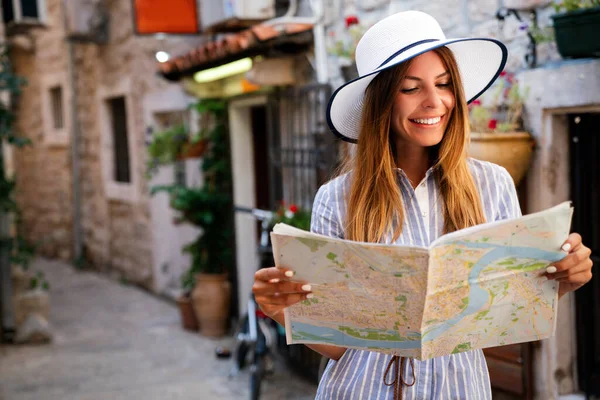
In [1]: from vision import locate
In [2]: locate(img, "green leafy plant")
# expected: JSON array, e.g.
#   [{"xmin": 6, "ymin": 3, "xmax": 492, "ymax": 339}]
[
  {"xmin": 553, "ymin": 0, "xmax": 600, "ymax": 13},
  {"xmin": 270, "ymin": 202, "xmax": 311, "ymax": 231},
  {"xmin": 10, "ymin": 235, "xmax": 37, "ymax": 270},
  {"xmin": 327, "ymin": 23, "xmax": 367, "ymax": 64},
  {"xmin": 152, "ymin": 99, "xmax": 233, "ymax": 281},
  {"xmin": 29, "ymin": 271, "xmax": 50, "ymax": 291},
  {"xmin": 469, "ymin": 71, "xmax": 530, "ymax": 133},
  {"xmin": 0, "ymin": 45, "xmax": 34, "ymax": 267},
  {"xmin": 146, "ymin": 124, "xmax": 188, "ymax": 177}
]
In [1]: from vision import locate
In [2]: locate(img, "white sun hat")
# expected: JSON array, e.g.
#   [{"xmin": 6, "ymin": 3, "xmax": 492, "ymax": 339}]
[{"xmin": 326, "ymin": 10, "xmax": 508, "ymax": 143}]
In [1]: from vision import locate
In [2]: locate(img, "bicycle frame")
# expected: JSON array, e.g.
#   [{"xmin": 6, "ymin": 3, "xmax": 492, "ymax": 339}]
[{"xmin": 229, "ymin": 206, "xmax": 280, "ymax": 400}]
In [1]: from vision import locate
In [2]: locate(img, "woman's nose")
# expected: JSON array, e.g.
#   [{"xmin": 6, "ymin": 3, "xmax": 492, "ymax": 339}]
[{"xmin": 422, "ymin": 87, "xmax": 443, "ymax": 109}]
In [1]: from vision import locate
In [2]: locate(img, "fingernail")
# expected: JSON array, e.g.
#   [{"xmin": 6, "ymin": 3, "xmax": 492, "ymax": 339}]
[
  {"xmin": 269, "ymin": 278, "xmax": 280, "ymax": 283},
  {"xmin": 306, "ymin": 293, "xmax": 314, "ymax": 299},
  {"xmin": 302, "ymin": 284, "xmax": 312, "ymax": 292},
  {"xmin": 562, "ymin": 243, "xmax": 571, "ymax": 252},
  {"xmin": 546, "ymin": 266, "xmax": 557, "ymax": 274},
  {"xmin": 285, "ymin": 271, "xmax": 294, "ymax": 277}
]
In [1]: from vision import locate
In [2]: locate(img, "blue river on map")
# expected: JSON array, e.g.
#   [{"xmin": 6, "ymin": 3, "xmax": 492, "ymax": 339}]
[{"xmin": 291, "ymin": 242, "xmax": 565, "ymax": 349}]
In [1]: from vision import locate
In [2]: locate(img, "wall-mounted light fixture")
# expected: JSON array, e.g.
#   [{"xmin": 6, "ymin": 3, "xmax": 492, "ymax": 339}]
[{"xmin": 193, "ymin": 58, "xmax": 253, "ymax": 83}]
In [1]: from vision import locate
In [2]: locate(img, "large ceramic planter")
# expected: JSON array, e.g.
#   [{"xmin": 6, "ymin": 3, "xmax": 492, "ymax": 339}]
[
  {"xmin": 191, "ymin": 273, "xmax": 231, "ymax": 337},
  {"xmin": 552, "ymin": 7, "xmax": 600, "ymax": 59},
  {"xmin": 469, "ymin": 132, "xmax": 535, "ymax": 185},
  {"xmin": 176, "ymin": 294, "xmax": 199, "ymax": 331}
]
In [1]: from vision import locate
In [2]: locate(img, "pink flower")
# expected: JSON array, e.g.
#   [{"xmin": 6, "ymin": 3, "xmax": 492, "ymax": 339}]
[
  {"xmin": 488, "ymin": 119, "xmax": 498, "ymax": 130},
  {"xmin": 345, "ymin": 15, "xmax": 359, "ymax": 28},
  {"xmin": 472, "ymin": 99, "xmax": 482, "ymax": 106},
  {"xmin": 500, "ymin": 71, "xmax": 507, "ymax": 77}
]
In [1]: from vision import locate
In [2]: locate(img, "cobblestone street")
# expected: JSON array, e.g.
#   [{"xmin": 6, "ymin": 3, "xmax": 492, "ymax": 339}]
[{"xmin": 0, "ymin": 259, "xmax": 317, "ymax": 400}]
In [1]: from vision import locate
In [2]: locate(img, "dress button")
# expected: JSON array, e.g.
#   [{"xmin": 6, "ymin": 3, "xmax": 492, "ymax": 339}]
[{"xmin": 422, "ymin": 211, "xmax": 428, "ymax": 217}]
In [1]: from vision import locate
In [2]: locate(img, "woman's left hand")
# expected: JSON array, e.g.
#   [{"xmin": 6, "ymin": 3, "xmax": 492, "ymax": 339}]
[{"xmin": 546, "ymin": 232, "xmax": 594, "ymax": 298}]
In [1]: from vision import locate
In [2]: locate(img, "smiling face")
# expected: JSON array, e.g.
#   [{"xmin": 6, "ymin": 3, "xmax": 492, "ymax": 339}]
[{"xmin": 390, "ymin": 50, "xmax": 455, "ymax": 151}]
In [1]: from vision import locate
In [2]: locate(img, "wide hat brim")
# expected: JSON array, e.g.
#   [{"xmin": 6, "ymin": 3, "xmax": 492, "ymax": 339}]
[{"xmin": 326, "ymin": 38, "xmax": 508, "ymax": 143}]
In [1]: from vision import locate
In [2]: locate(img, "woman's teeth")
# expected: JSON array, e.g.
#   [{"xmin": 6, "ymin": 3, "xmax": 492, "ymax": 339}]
[{"xmin": 411, "ymin": 117, "xmax": 441, "ymax": 125}]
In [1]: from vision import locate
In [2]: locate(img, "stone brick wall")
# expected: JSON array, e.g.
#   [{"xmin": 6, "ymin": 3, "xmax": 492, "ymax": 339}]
[
  {"xmin": 9, "ymin": 0, "xmax": 204, "ymax": 288},
  {"xmin": 10, "ymin": 0, "xmax": 72, "ymax": 261}
]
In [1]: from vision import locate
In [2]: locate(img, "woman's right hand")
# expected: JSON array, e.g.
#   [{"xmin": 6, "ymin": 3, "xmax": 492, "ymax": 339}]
[{"xmin": 252, "ymin": 267, "xmax": 313, "ymax": 320}]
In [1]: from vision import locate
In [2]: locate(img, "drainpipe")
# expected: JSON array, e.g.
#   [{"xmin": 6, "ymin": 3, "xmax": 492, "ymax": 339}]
[
  {"xmin": 311, "ymin": 0, "xmax": 329, "ymax": 84},
  {"xmin": 62, "ymin": 0, "xmax": 83, "ymax": 263}
]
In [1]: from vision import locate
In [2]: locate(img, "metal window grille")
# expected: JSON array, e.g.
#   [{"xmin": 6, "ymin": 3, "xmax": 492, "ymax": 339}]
[{"xmin": 267, "ymin": 84, "xmax": 339, "ymax": 211}]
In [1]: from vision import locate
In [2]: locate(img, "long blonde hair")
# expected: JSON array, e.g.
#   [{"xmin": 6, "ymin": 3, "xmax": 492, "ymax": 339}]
[{"xmin": 341, "ymin": 46, "xmax": 485, "ymax": 243}]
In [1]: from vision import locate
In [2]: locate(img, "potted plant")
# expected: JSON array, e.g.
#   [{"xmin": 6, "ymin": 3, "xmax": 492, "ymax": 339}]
[
  {"xmin": 146, "ymin": 107, "xmax": 213, "ymax": 178},
  {"xmin": 175, "ymin": 267, "xmax": 199, "ymax": 331},
  {"xmin": 152, "ymin": 99, "xmax": 234, "ymax": 338},
  {"xmin": 468, "ymin": 71, "xmax": 535, "ymax": 185},
  {"xmin": 270, "ymin": 201, "xmax": 311, "ymax": 231},
  {"xmin": 327, "ymin": 16, "xmax": 367, "ymax": 81},
  {"xmin": 551, "ymin": 0, "xmax": 600, "ymax": 58},
  {"xmin": 146, "ymin": 124, "xmax": 188, "ymax": 177},
  {"xmin": 14, "ymin": 270, "xmax": 52, "ymax": 343}
]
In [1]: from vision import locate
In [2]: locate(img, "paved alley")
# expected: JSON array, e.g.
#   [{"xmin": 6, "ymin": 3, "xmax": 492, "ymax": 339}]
[{"xmin": 0, "ymin": 259, "xmax": 317, "ymax": 400}]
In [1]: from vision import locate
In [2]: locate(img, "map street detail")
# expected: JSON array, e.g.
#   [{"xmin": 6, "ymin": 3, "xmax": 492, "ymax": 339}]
[{"xmin": 272, "ymin": 202, "xmax": 573, "ymax": 361}]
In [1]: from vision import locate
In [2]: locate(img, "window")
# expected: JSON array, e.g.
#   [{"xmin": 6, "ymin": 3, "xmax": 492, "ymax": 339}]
[
  {"xmin": 98, "ymin": 78, "xmax": 138, "ymax": 203},
  {"xmin": 108, "ymin": 97, "xmax": 131, "ymax": 184},
  {"xmin": 49, "ymin": 86, "xmax": 63, "ymax": 130},
  {"xmin": 2, "ymin": 0, "xmax": 46, "ymax": 24},
  {"xmin": 41, "ymin": 73, "xmax": 69, "ymax": 146}
]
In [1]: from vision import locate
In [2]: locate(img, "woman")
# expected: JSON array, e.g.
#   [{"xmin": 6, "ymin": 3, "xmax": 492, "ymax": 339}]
[{"xmin": 252, "ymin": 11, "xmax": 593, "ymax": 399}]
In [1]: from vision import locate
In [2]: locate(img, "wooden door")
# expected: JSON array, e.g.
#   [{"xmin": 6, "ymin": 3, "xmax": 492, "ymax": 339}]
[{"xmin": 569, "ymin": 112, "xmax": 600, "ymax": 397}]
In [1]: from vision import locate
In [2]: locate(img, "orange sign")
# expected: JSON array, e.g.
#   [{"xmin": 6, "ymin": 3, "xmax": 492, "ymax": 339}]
[{"xmin": 134, "ymin": 0, "xmax": 199, "ymax": 34}]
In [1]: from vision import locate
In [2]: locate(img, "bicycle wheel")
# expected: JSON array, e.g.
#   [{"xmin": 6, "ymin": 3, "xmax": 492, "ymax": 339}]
[{"xmin": 250, "ymin": 356, "xmax": 265, "ymax": 400}]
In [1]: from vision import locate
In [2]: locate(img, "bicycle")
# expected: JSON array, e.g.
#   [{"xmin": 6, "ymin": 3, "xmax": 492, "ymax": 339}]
[{"xmin": 226, "ymin": 206, "xmax": 283, "ymax": 400}]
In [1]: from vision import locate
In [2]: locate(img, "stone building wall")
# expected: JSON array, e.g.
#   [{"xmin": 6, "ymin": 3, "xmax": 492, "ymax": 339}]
[
  {"xmin": 10, "ymin": 0, "xmax": 73, "ymax": 261},
  {"xmin": 327, "ymin": 0, "xmax": 561, "ymax": 86},
  {"xmin": 10, "ymin": 0, "xmax": 203, "ymax": 288}
]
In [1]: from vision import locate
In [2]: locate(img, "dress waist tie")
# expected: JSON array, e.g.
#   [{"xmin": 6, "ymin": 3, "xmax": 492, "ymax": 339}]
[{"xmin": 383, "ymin": 355, "xmax": 416, "ymax": 400}]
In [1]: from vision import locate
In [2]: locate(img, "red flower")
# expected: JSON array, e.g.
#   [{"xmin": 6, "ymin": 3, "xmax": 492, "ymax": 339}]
[
  {"xmin": 289, "ymin": 204, "xmax": 298, "ymax": 213},
  {"xmin": 500, "ymin": 71, "xmax": 507, "ymax": 77},
  {"xmin": 345, "ymin": 15, "xmax": 359, "ymax": 28},
  {"xmin": 488, "ymin": 119, "xmax": 498, "ymax": 130}
]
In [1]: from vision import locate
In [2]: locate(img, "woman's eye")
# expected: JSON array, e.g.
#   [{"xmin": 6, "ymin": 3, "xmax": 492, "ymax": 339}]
[
  {"xmin": 437, "ymin": 82, "xmax": 452, "ymax": 88},
  {"xmin": 401, "ymin": 88, "xmax": 417, "ymax": 93}
]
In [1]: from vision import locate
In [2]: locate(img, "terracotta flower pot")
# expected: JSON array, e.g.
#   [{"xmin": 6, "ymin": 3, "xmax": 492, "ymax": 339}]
[
  {"xmin": 178, "ymin": 139, "xmax": 208, "ymax": 160},
  {"xmin": 191, "ymin": 273, "xmax": 231, "ymax": 337},
  {"xmin": 176, "ymin": 294, "xmax": 199, "ymax": 331},
  {"xmin": 469, "ymin": 132, "xmax": 535, "ymax": 185}
]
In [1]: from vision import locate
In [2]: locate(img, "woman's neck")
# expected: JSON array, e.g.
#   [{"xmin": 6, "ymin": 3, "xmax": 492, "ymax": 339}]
[{"xmin": 395, "ymin": 145, "xmax": 431, "ymax": 189}]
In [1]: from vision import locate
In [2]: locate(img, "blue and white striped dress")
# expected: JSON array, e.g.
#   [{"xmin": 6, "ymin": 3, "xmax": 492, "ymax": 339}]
[{"xmin": 310, "ymin": 158, "xmax": 521, "ymax": 400}]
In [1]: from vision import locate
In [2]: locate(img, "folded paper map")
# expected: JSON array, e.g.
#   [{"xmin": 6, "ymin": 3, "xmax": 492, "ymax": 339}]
[{"xmin": 271, "ymin": 202, "xmax": 573, "ymax": 361}]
